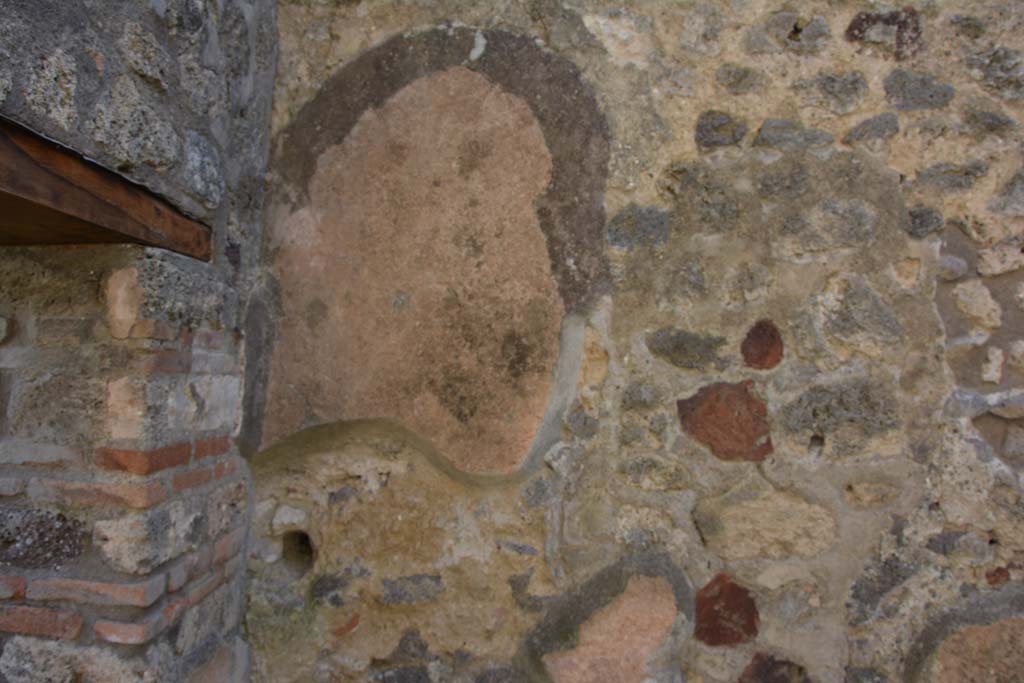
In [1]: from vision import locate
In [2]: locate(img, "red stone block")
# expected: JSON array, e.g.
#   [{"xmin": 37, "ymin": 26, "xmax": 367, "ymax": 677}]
[
  {"xmin": 95, "ymin": 442, "xmax": 191, "ymax": 475},
  {"xmin": 131, "ymin": 350, "xmax": 192, "ymax": 374},
  {"xmin": 741, "ymin": 320, "xmax": 784, "ymax": 370},
  {"xmin": 173, "ymin": 466, "xmax": 213, "ymax": 493},
  {"xmin": 27, "ymin": 574, "xmax": 165, "ymax": 608},
  {"xmin": 0, "ymin": 605, "xmax": 83, "ymax": 640},
  {"xmin": 695, "ymin": 573, "xmax": 759, "ymax": 646},
  {"xmin": 214, "ymin": 527, "xmax": 246, "ymax": 565},
  {"xmin": 40, "ymin": 478, "xmax": 168, "ymax": 509},
  {"xmin": 985, "ymin": 566, "xmax": 1010, "ymax": 586},
  {"xmin": 677, "ymin": 380, "xmax": 773, "ymax": 461},
  {"xmin": 94, "ymin": 607, "xmax": 167, "ymax": 645},
  {"xmin": 0, "ymin": 575, "xmax": 26, "ymax": 600},
  {"xmin": 194, "ymin": 436, "xmax": 231, "ymax": 460}
]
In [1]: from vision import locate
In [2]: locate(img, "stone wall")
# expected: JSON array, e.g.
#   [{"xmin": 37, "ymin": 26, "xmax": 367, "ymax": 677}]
[
  {"xmin": 0, "ymin": 0, "xmax": 275, "ymax": 680},
  {"xmin": 248, "ymin": 2, "xmax": 1024, "ymax": 683}
]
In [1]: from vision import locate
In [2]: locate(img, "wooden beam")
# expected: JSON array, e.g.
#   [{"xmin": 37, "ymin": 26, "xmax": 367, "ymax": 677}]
[{"xmin": 0, "ymin": 117, "xmax": 211, "ymax": 260}]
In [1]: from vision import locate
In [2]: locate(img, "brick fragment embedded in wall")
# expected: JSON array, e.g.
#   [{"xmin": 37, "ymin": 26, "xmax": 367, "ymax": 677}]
[
  {"xmin": 95, "ymin": 441, "xmax": 192, "ymax": 475},
  {"xmin": 26, "ymin": 574, "xmax": 165, "ymax": 607},
  {"xmin": 28, "ymin": 477, "xmax": 168, "ymax": 509},
  {"xmin": 0, "ymin": 576, "xmax": 26, "ymax": 600},
  {"xmin": 0, "ymin": 605, "xmax": 83, "ymax": 640},
  {"xmin": 173, "ymin": 465, "xmax": 214, "ymax": 493}
]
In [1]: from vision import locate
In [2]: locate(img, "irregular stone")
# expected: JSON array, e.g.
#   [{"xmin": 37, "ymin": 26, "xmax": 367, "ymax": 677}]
[
  {"xmin": 931, "ymin": 616, "xmax": 1024, "ymax": 682},
  {"xmin": 845, "ymin": 667, "xmax": 887, "ymax": 683},
  {"xmin": 89, "ymin": 75, "xmax": 180, "ymax": 170},
  {"xmin": 844, "ymin": 7, "xmax": 922, "ymax": 60},
  {"xmin": 270, "ymin": 505, "xmax": 307, "ymax": 533},
  {"xmin": 694, "ymin": 478, "xmax": 836, "ymax": 559},
  {"xmin": 695, "ymin": 110, "xmax": 747, "ymax": 148},
  {"xmin": 0, "ymin": 636, "xmax": 148, "ymax": 683},
  {"xmin": 978, "ymin": 239, "xmax": 1024, "ymax": 276},
  {"xmin": 970, "ymin": 47, "xmax": 1024, "ymax": 101},
  {"xmin": 988, "ymin": 169, "xmax": 1024, "ymax": 216},
  {"xmin": 906, "ymin": 206, "xmax": 943, "ymax": 238},
  {"xmin": 622, "ymin": 382, "xmax": 659, "ymax": 410},
  {"xmin": 565, "ymin": 403, "xmax": 599, "ymax": 439},
  {"xmin": 677, "ymin": 381, "xmax": 773, "ymax": 461},
  {"xmin": 183, "ymin": 131, "xmax": 224, "ymax": 209},
  {"xmin": 541, "ymin": 576, "xmax": 677, "ymax": 683},
  {"xmin": 0, "ymin": 507, "xmax": 86, "ymax": 569},
  {"xmin": 844, "ymin": 481, "xmax": 898, "ymax": 508},
  {"xmin": 738, "ymin": 653, "xmax": 811, "ymax": 683},
  {"xmin": 694, "ymin": 573, "xmax": 759, "ymax": 646},
  {"xmin": 1008, "ymin": 341, "xmax": 1024, "ymax": 370},
  {"xmin": 938, "ymin": 254, "xmax": 968, "ymax": 281},
  {"xmin": 606, "ymin": 205, "xmax": 669, "ymax": 249},
  {"xmin": 963, "ymin": 108, "xmax": 1017, "ymax": 135},
  {"xmin": 847, "ymin": 555, "xmax": 918, "ymax": 625},
  {"xmin": 982, "ymin": 346, "xmax": 1004, "ymax": 384},
  {"xmin": 753, "ymin": 119, "xmax": 832, "ymax": 150},
  {"xmin": 715, "ymin": 63, "xmax": 765, "ymax": 94},
  {"xmin": 120, "ymin": 22, "xmax": 171, "ymax": 90},
  {"xmin": 824, "ymin": 276, "xmax": 902, "ymax": 346},
  {"xmin": 950, "ymin": 15, "xmax": 986, "ymax": 40},
  {"xmin": 811, "ymin": 198, "xmax": 878, "ymax": 245},
  {"xmin": 918, "ymin": 161, "xmax": 988, "ymax": 191},
  {"xmin": 746, "ymin": 12, "xmax": 830, "ymax": 55},
  {"xmin": 93, "ymin": 499, "xmax": 205, "ymax": 574},
  {"xmin": 798, "ymin": 70, "xmax": 869, "ymax": 114},
  {"xmin": 742, "ymin": 319, "xmax": 784, "ymax": 370},
  {"xmin": 952, "ymin": 279, "xmax": 1002, "ymax": 330},
  {"xmin": 782, "ymin": 378, "xmax": 898, "ymax": 437},
  {"xmin": 379, "ymin": 574, "xmax": 443, "ymax": 605},
  {"xmin": 646, "ymin": 327, "xmax": 724, "ymax": 370},
  {"xmin": 884, "ymin": 69, "xmax": 955, "ymax": 110},
  {"xmin": 843, "ymin": 113, "xmax": 899, "ymax": 144},
  {"xmin": 25, "ymin": 48, "xmax": 78, "ymax": 130}
]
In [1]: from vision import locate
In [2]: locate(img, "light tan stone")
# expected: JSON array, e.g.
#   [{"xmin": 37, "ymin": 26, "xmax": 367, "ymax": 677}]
[
  {"xmin": 982, "ymin": 346, "xmax": 1005, "ymax": 384},
  {"xmin": 931, "ymin": 616, "xmax": 1024, "ymax": 683},
  {"xmin": 543, "ymin": 576, "xmax": 677, "ymax": 683},
  {"xmin": 953, "ymin": 280, "xmax": 1002, "ymax": 331},
  {"xmin": 105, "ymin": 268, "xmax": 142, "ymax": 340}
]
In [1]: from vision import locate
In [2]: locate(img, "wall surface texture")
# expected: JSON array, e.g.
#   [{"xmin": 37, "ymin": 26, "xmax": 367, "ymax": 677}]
[
  {"xmin": 248, "ymin": 2, "xmax": 1024, "ymax": 683},
  {"xmin": 0, "ymin": 0, "xmax": 275, "ymax": 680}
]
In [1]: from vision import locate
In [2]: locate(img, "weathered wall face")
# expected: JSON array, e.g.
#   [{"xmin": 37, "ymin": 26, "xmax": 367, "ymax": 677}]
[
  {"xmin": 0, "ymin": 0, "xmax": 275, "ymax": 680},
  {"xmin": 250, "ymin": 2, "xmax": 1024, "ymax": 683}
]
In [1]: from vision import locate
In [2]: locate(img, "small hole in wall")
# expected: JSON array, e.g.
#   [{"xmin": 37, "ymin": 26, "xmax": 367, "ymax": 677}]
[
  {"xmin": 281, "ymin": 530, "xmax": 315, "ymax": 577},
  {"xmin": 809, "ymin": 434, "xmax": 825, "ymax": 457}
]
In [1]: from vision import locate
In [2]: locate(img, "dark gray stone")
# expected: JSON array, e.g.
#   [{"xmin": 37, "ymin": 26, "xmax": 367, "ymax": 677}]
[
  {"xmin": 646, "ymin": 327, "xmax": 725, "ymax": 370},
  {"xmin": 522, "ymin": 478, "xmax": 552, "ymax": 508},
  {"xmin": 884, "ymin": 69, "xmax": 955, "ymax": 110},
  {"xmin": 476, "ymin": 668, "xmax": 528, "ymax": 683},
  {"xmin": 926, "ymin": 530, "xmax": 968, "ymax": 555},
  {"xmin": 753, "ymin": 118, "xmax": 833, "ymax": 150},
  {"xmin": 843, "ymin": 113, "xmax": 899, "ymax": 144},
  {"xmin": 845, "ymin": 667, "xmax": 887, "ymax": 683},
  {"xmin": 906, "ymin": 206, "xmax": 944, "ymax": 238},
  {"xmin": 971, "ymin": 47, "xmax": 1024, "ymax": 101},
  {"xmin": 783, "ymin": 378, "xmax": 898, "ymax": 436},
  {"xmin": 963, "ymin": 108, "xmax": 1017, "ymax": 134},
  {"xmin": 0, "ymin": 506, "xmax": 87, "ymax": 569},
  {"xmin": 695, "ymin": 110, "xmax": 747, "ymax": 148},
  {"xmin": 606, "ymin": 205, "xmax": 669, "ymax": 248},
  {"xmin": 374, "ymin": 667, "xmax": 431, "ymax": 683},
  {"xmin": 807, "ymin": 70, "xmax": 869, "ymax": 114},
  {"xmin": 918, "ymin": 161, "xmax": 988, "ymax": 190},
  {"xmin": 950, "ymin": 15, "xmax": 985, "ymax": 40},
  {"xmin": 622, "ymin": 382, "xmax": 659, "ymax": 410},
  {"xmin": 715, "ymin": 63, "xmax": 765, "ymax": 94},
  {"xmin": 847, "ymin": 555, "xmax": 919, "ymax": 625},
  {"xmin": 380, "ymin": 574, "xmax": 444, "ymax": 605},
  {"xmin": 565, "ymin": 403, "xmax": 599, "ymax": 439},
  {"xmin": 989, "ymin": 169, "xmax": 1024, "ymax": 216},
  {"xmin": 747, "ymin": 12, "xmax": 831, "ymax": 55}
]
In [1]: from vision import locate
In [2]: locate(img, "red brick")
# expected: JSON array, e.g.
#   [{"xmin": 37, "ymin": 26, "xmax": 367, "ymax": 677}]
[
  {"xmin": 695, "ymin": 573, "xmax": 759, "ymax": 646},
  {"xmin": 194, "ymin": 436, "xmax": 231, "ymax": 460},
  {"xmin": 128, "ymin": 319, "xmax": 178, "ymax": 341},
  {"xmin": 741, "ymin": 319, "xmax": 784, "ymax": 370},
  {"xmin": 193, "ymin": 329, "xmax": 230, "ymax": 351},
  {"xmin": 27, "ymin": 575, "xmax": 165, "ymax": 608},
  {"xmin": 677, "ymin": 380, "xmax": 773, "ymax": 461},
  {"xmin": 0, "ymin": 605, "xmax": 83, "ymax": 640},
  {"xmin": 986, "ymin": 566, "xmax": 1011, "ymax": 586},
  {"xmin": 184, "ymin": 568, "xmax": 225, "ymax": 606},
  {"xmin": 193, "ymin": 543, "xmax": 214, "ymax": 578},
  {"xmin": 95, "ymin": 442, "xmax": 191, "ymax": 475},
  {"xmin": 38, "ymin": 479, "xmax": 168, "ymax": 509},
  {"xmin": 94, "ymin": 607, "xmax": 167, "ymax": 645},
  {"xmin": 0, "ymin": 575, "xmax": 26, "ymax": 600},
  {"xmin": 131, "ymin": 350, "xmax": 191, "ymax": 374},
  {"xmin": 173, "ymin": 466, "xmax": 213, "ymax": 492},
  {"xmin": 213, "ymin": 456, "xmax": 239, "ymax": 480},
  {"xmin": 214, "ymin": 527, "xmax": 246, "ymax": 565}
]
